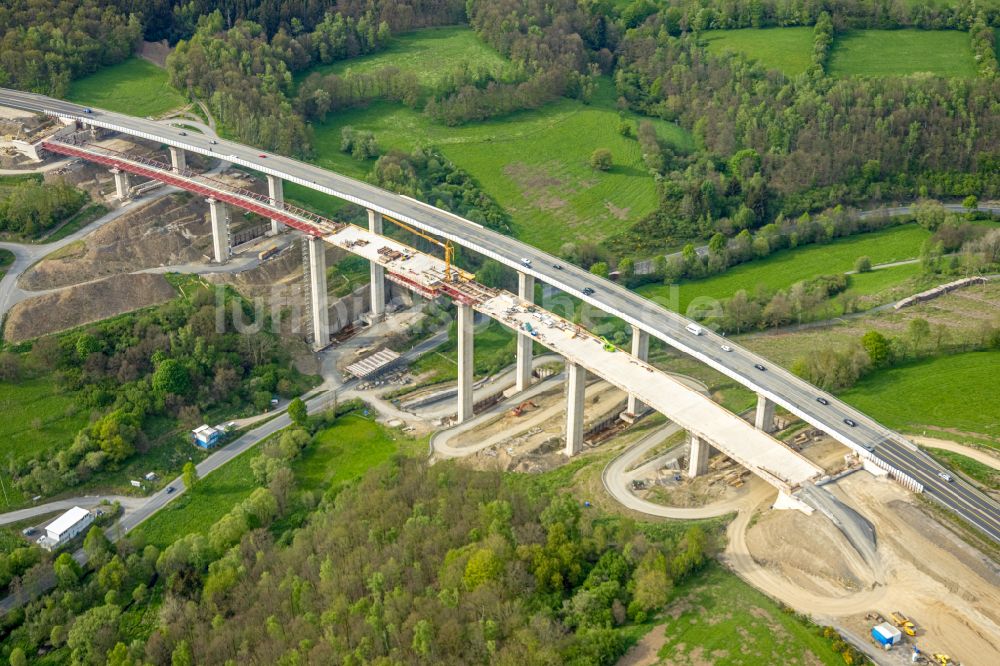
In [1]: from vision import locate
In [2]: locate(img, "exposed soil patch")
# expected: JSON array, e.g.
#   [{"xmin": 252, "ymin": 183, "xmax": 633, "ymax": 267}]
[
  {"xmin": 502, "ymin": 162, "xmax": 566, "ymax": 190},
  {"xmin": 5, "ymin": 273, "xmax": 177, "ymax": 341},
  {"xmin": 21, "ymin": 193, "xmax": 212, "ymax": 290},
  {"xmin": 745, "ymin": 508, "xmax": 876, "ymax": 596},
  {"xmin": 605, "ymin": 201, "xmax": 630, "ymax": 220},
  {"xmin": 139, "ymin": 40, "xmax": 172, "ymax": 68},
  {"xmin": 615, "ymin": 623, "xmax": 666, "ymax": 666}
]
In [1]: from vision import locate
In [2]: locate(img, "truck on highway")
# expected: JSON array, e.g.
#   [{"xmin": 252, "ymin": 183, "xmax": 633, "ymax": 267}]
[{"xmin": 685, "ymin": 323, "xmax": 703, "ymax": 335}]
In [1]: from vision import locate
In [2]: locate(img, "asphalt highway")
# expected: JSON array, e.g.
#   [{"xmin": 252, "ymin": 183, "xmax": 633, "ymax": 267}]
[{"xmin": 2, "ymin": 87, "xmax": 997, "ymax": 543}]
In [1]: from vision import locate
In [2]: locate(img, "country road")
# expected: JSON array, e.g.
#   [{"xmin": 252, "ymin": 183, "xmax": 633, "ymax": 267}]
[{"xmin": 0, "ymin": 316, "xmax": 447, "ymax": 615}]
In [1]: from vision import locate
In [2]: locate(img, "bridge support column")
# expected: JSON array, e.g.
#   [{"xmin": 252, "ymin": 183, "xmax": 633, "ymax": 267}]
[
  {"xmin": 307, "ymin": 236, "xmax": 330, "ymax": 350},
  {"xmin": 457, "ymin": 303, "xmax": 474, "ymax": 423},
  {"xmin": 110, "ymin": 168, "xmax": 130, "ymax": 201},
  {"xmin": 266, "ymin": 175, "xmax": 285, "ymax": 234},
  {"xmin": 626, "ymin": 326, "xmax": 649, "ymax": 416},
  {"xmin": 169, "ymin": 146, "xmax": 186, "ymax": 173},
  {"xmin": 565, "ymin": 362, "xmax": 586, "ymax": 457},
  {"xmin": 515, "ymin": 273, "xmax": 535, "ymax": 393},
  {"xmin": 368, "ymin": 210, "xmax": 386, "ymax": 321},
  {"xmin": 206, "ymin": 198, "xmax": 230, "ymax": 264},
  {"xmin": 755, "ymin": 394, "xmax": 776, "ymax": 433},
  {"xmin": 688, "ymin": 434, "xmax": 709, "ymax": 478}
]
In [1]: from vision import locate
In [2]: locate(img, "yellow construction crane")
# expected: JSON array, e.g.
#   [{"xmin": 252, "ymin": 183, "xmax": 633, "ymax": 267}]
[{"xmin": 382, "ymin": 213, "xmax": 457, "ymax": 282}]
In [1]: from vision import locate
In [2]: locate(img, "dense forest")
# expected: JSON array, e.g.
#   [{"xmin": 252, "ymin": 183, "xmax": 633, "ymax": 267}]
[
  {"xmin": 1, "ymin": 454, "xmax": 718, "ymax": 665},
  {"xmin": 0, "ymin": 0, "xmax": 141, "ymax": 96},
  {"xmin": 0, "ymin": 178, "xmax": 88, "ymax": 237},
  {"xmin": 0, "ymin": 280, "xmax": 316, "ymax": 498}
]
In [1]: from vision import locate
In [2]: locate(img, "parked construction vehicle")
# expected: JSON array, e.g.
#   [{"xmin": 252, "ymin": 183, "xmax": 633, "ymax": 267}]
[
  {"xmin": 890, "ymin": 611, "xmax": 917, "ymax": 637},
  {"xmin": 932, "ymin": 654, "xmax": 952, "ymax": 665},
  {"xmin": 599, "ymin": 336, "xmax": 616, "ymax": 352},
  {"xmin": 510, "ymin": 401, "xmax": 538, "ymax": 417}
]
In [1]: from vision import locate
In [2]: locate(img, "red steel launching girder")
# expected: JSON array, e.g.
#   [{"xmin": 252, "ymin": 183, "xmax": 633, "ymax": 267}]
[{"xmin": 41, "ymin": 140, "xmax": 340, "ymax": 238}]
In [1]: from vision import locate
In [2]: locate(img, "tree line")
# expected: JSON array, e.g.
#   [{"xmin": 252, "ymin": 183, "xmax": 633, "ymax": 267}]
[
  {"xmin": 611, "ymin": 23, "xmax": 999, "ymax": 257},
  {"xmin": 0, "ymin": 178, "xmax": 88, "ymax": 237},
  {"xmin": 0, "ymin": 281, "xmax": 316, "ymax": 499},
  {"xmin": 627, "ymin": 0, "xmax": 1000, "ymax": 32},
  {"xmin": 0, "ymin": 0, "xmax": 141, "ymax": 96}
]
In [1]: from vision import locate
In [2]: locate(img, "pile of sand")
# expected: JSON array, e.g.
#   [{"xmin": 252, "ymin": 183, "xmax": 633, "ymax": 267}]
[
  {"xmin": 5, "ymin": 273, "xmax": 177, "ymax": 342},
  {"xmin": 745, "ymin": 508, "xmax": 877, "ymax": 597}
]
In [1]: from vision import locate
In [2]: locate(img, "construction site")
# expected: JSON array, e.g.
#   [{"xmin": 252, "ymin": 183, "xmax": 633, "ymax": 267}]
[{"xmin": 3, "ymin": 106, "xmax": 999, "ymax": 666}]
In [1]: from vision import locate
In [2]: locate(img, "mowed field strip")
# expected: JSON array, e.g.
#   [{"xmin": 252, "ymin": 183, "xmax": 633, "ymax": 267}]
[
  {"xmin": 703, "ymin": 27, "xmax": 977, "ymax": 78},
  {"xmin": 303, "ymin": 26, "xmax": 513, "ymax": 89},
  {"xmin": 840, "ymin": 351, "xmax": 1000, "ymax": 441},
  {"xmin": 637, "ymin": 224, "xmax": 932, "ymax": 312}
]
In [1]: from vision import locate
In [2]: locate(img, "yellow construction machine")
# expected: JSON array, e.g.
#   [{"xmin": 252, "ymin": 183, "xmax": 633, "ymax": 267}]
[{"xmin": 889, "ymin": 611, "xmax": 917, "ymax": 637}]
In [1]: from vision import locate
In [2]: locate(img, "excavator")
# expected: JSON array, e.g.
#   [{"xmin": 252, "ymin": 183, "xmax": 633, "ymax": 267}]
[
  {"xmin": 932, "ymin": 654, "xmax": 952, "ymax": 665},
  {"xmin": 511, "ymin": 400, "xmax": 538, "ymax": 417}
]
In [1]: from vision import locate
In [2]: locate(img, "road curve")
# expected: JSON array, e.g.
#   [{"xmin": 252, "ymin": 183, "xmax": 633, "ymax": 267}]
[{"xmin": 1, "ymin": 88, "xmax": 997, "ymax": 543}]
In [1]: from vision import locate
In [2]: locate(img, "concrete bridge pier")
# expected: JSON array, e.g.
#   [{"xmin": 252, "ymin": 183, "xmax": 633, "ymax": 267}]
[
  {"xmin": 266, "ymin": 175, "xmax": 285, "ymax": 234},
  {"xmin": 755, "ymin": 394, "xmax": 776, "ymax": 433},
  {"xmin": 169, "ymin": 146, "xmax": 186, "ymax": 173},
  {"xmin": 688, "ymin": 434, "xmax": 709, "ymax": 477},
  {"xmin": 367, "ymin": 210, "xmax": 386, "ymax": 321},
  {"xmin": 457, "ymin": 303, "xmax": 474, "ymax": 423},
  {"xmin": 565, "ymin": 362, "xmax": 587, "ymax": 456},
  {"xmin": 307, "ymin": 236, "xmax": 330, "ymax": 350},
  {"xmin": 626, "ymin": 326, "xmax": 649, "ymax": 416},
  {"xmin": 206, "ymin": 198, "xmax": 230, "ymax": 264},
  {"xmin": 515, "ymin": 272, "xmax": 535, "ymax": 393},
  {"xmin": 110, "ymin": 168, "xmax": 130, "ymax": 201}
]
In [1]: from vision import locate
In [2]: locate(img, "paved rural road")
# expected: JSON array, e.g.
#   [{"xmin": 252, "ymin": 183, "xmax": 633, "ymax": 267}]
[
  {"xmin": 0, "ymin": 195, "xmax": 175, "ymax": 318},
  {"xmin": 0, "ymin": 496, "xmax": 144, "ymax": 527},
  {"xmin": 1, "ymin": 88, "xmax": 997, "ymax": 543}
]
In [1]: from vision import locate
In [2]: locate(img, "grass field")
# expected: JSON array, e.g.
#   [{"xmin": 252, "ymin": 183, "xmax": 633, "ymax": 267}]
[
  {"xmin": 139, "ymin": 413, "xmax": 419, "ymax": 547},
  {"xmin": 410, "ymin": 319, "xmax": 516, "ymax": 385},
  {"xmin": 637, "ymin": 224, "xmax": 931, "ymax": 314},
  {"xmin": 703, "ymin": 27, "xmax": 814, "ymax": 75},
  {"xmin": 67, "ymin": 57, "xmax": 187, "ymax": 117},
  {"xmin": 925, "ymin": 447, "xmax": 1000, "ymax": 490},
  {"xmin": 828, "ymin": 29, "xmax": 976, "ymax": 77},
  {"xmin": 656, "ymin": 563, "xmax": 845, "ymax": 665},
  {"xmin": 293, "ymin": 413, "xmax": 417, "ymax": 492},
  {"xmin": 295, "ymin": 77, "xmax": 692, "ymax": 252},
  {"xmin": 701, "ymin": 28, "xmax": 976, "ymax": 78},
  {"xmin": 305, "ymin": 26, "xmax": 512, "ymax": 90},
  {"xmin": 137, "ymin": 444, "xmax": 258, "ymax": 549},
  {"xmin": 839, "ymin": 351, "xmax": 1000, "ymax": 440},
  {"xmin": 0, "ymin": 377, "xmax": 89, "ymax": 464}
]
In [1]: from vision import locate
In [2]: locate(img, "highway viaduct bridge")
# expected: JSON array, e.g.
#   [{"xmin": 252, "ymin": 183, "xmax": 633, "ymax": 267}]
[{"xmin": 2, "ymin": 88, "xmax": 998, "ymax": 537}]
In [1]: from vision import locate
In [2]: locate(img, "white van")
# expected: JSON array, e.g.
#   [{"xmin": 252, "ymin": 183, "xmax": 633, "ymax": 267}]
[{"xmin": 685, "ymin": 323, "xmax": 703, "ymax": 336}]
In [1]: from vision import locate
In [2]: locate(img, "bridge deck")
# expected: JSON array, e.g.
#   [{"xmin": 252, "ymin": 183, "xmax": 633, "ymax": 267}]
[
  {"xmin": 41, "ymin": 137, "xmax": 823, "ymax": 494},
  {"xmin": 477, "ymin": 293, "xmax": 824, "ymax": 491}
]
